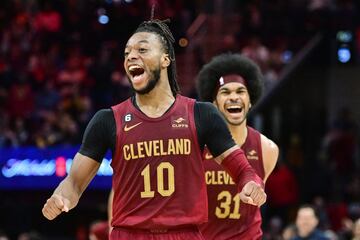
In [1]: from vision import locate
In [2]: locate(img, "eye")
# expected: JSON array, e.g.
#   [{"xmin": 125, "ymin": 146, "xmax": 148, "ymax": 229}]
[
  {"xmin": 124, "ymin": 51, "xmax": 129, "ymax": 58},
  {"xmin": 219, "ymin": 90, "xmax": 229, "ymax": 95},
  {"xmin": 139, "ymin": 48, "xmax": 147, "ymax": 53},
  {"xmin": 237, "ymin": 89, "xmax": 247, "ymax": 94}
]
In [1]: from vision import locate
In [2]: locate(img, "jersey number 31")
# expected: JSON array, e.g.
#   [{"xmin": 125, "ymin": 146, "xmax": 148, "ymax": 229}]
[{"xmin": 216, "ymin": 191, "xmax": 241, "ymax": 219}]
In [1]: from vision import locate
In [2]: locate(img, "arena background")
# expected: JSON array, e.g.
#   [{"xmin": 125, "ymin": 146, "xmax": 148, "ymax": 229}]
[{"xmin": 0, "ymin": 0, "xmax": 359, "ymax": 239}]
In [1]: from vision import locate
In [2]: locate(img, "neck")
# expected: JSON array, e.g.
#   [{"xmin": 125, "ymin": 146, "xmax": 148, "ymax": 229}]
[
  {"xmin": 135, "ymin": 72, "xmax": 175, "ymax": 118},
  {"xmin": 228, "ymin": 120, "xmax": 248, "ymax": 147}
]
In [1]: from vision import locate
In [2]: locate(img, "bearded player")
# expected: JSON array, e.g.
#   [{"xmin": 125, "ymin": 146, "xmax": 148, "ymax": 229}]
[
  {"xmin": 42, "ymin": 20, "xmax": 267, "ymax": 240},
  {"xmin": 197, "ymin": 53, "xmax": 279, "ymax": 240}
]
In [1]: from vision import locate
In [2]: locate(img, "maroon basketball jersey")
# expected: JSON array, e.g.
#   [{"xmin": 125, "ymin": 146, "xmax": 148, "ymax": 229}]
[
  {"xmin": 110, "ymin": 95, "xmax": 207, "ymax": 229},
  {"xmin": 199, "ymin": 127, "xmax": 264, "ymax": 240}
]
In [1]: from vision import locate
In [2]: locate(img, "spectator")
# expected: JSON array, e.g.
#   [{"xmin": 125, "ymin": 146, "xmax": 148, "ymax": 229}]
[
  {"xmin": 283, "ymin": 224, "xmax": 297, "ymax": 240},
  {"xmin": 292, "ymin": 204, "xmax": 330, "ymax": 240}
]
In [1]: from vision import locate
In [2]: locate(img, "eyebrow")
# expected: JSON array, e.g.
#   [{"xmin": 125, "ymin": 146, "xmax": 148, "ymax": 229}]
[
  {"xmin": 125, "ymin": 39, "xmax": 149, "ymax": 48},
  {"xmin": 219, "ymin": 86, "xmax": 247, "ymax": 91}
]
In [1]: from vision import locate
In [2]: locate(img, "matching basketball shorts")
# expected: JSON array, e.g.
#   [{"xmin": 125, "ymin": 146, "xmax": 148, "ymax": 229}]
[{"xmin": 110, "ymin": 226, "xmax": 204, "ymax": 240}]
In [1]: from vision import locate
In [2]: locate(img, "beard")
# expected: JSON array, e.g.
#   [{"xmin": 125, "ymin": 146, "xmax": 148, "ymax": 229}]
[
  {"xmin": 129, "ymin": 67, "xmax": 161, "ymax": 95},
  {"xmin": 227, "ymin": 113, "xmax": 247, "ymax": 126}
]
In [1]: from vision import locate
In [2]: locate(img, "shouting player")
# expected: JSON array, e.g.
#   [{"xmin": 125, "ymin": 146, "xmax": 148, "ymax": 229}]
[
  {"xmin": 42, "ymin": 20, "xmax": 266, "ymax": 239},
  {"xmin": 197, "ymin": 53, "xmax": 279, "ymax": 240}
]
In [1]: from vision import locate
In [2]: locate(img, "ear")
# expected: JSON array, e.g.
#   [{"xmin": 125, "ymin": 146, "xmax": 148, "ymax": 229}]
[
  {"xmin": 161, "ymin": 54, "xmax": 171, "ymax": 68},
  {"xmin": 213, "ymin": 99, "xmax": 218, "ymax": 108}
]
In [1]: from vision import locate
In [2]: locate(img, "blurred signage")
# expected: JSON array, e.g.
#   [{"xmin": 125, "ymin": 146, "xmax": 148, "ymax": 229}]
[{"xmin": 0, "ymin": 146, "xmax": 112, "ymax": 189}]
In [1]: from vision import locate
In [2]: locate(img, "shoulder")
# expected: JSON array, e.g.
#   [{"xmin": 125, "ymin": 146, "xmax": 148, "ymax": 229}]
[
  {"xmin": 96, "ymin": 108, "xmax": 114, "ymax": 115},
  {"xmin": 87, "ymin": 109, "xmax": 115, "ymax": 129},
  {"xmin": 194, "ymin": 101, "xmax": 223, "ymax": 121},
  {"xmin": 195, "ymin": 101, "xmax": 218, "ymax": 112},
  {"xmin": 92, "ymin": 109, "xmax": 115, "ymax": 121},
  {"xmin": 260, "ymin": 134, "xmax": 279, "ymax": 157},
  {"xmin": 111, "ymin": 98, "xmax": 131, "ymax": 111}
]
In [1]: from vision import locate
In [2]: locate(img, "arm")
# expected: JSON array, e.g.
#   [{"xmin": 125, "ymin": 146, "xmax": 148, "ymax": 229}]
[
  {"xmin": 108, "ymin": 188, "xmax": 114, "ymax": 227},
  {"xmin": 42, "ymin": 153, "xmax": 100, "ymax": 220},
  {"xmin": 196, "ymin": 102, "xmax": 266, "ymax": 206},
  {"xmin": 261, "ymin": 134, "xmax": 279, "ymax": 183},
  {"xmin": 214, "ymin": 146, "xmax": 266, "ymax": 206},
  {"xmin": 42, "ymin": 109, "xmax": 115, "ymax": 220}
]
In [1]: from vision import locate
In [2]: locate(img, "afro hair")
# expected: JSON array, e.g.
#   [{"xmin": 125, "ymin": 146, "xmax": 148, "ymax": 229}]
[{"xmin": 196, "ymin": 53, "xmax": 264, "ymax": 105}]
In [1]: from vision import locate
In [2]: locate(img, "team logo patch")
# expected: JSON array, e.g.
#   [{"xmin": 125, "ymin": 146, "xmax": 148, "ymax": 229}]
[
  {"xmin": 219, "ymin": 76, "xmax": 224, "ymax": 85},
  {"xmin": 247, "ymin": 149, "xmax": 259, "ymax": 160},
  {"xmin": 124, "ymin": 114, "xmax": 132, "ymax": 122},
  {"xmin": 174, "ymin": 117, "xmax": 185, "ymax": 124},
  {"xmin": 171, "ymin": 117, "xmax": 188, "ymax": 128}
]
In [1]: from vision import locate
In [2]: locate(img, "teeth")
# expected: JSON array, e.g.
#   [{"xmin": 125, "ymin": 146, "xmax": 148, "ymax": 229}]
[
  {"xmin": 227, "ymin": 106, "xmax": 241, "ymax": 110},
  {"xmin": 129, "ymin": 66, "xmax": 141, "ymax": 71}
]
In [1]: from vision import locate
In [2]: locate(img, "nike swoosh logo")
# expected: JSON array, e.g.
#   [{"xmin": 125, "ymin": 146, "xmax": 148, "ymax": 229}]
[{"xmin": 124, "ymin": 122, "xmax": 143, "ymax": 132}]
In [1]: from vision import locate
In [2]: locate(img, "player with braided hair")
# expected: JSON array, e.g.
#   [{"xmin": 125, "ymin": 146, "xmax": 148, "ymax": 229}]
[
  {"xmin": 197, "ymin": 53, "xmax": 279, "ymax": 240},
  {"xmin": 131, "ymin": 19, "xmax": 179, "ymax": 97},
  {"xmin": 42, "ymin": 20, "xmax": 266, "ymax": 239}
]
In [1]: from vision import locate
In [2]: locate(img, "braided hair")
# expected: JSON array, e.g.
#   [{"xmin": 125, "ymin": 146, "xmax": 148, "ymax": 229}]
[
  {"xmin": 134, "ymin": 19, "xmax": 180, "ymax": 97},
  {"xmin": 196, "ymin": 53, "xmax": 263, "ymax": 105}
]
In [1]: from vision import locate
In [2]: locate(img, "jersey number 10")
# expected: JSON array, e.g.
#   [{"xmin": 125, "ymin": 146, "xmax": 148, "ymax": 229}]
[{"xmin": 140, "ymin": 162, "xmax": 175, "ymax": 198}]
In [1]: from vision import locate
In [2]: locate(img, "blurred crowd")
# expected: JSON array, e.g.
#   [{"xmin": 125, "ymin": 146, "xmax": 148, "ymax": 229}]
[
  {"xmin": 190, "ymin": 0, "xmax": 360, "ymax": 93},
  {"xmin": 1, "ymin": 0, "xmax": 360, "ymax": 239},
  {"xmin": 0, "ymin": 0, "xmax": 137, "ymax": 148},
  {"xmin": 1, "ymin": 0, "xmax": 360, "ymax": 148}
]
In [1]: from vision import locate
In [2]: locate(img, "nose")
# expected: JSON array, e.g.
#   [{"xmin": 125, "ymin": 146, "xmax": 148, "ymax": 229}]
[
  {"xmin": 126, "ymin": 49, "xmax": 138, "ymax": 61},
  {"xmin": 229, "ymin": 92, "xmax": 240, "ymax": 101}
]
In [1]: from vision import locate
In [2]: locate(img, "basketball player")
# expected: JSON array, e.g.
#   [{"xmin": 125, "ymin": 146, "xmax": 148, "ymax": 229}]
[
  {"xmin": 42, "ymin": 20, "xmax": 266, "ymax": 239},
  {"xmin": 197, "ymin": 53, "xmax": 279, "ymax": 240}
]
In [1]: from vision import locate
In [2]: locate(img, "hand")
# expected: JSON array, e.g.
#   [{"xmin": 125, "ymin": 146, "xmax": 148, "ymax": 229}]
[
  {"xmin": 239, "ymin": 181, "xmax": 266, "ymax": 207},
  {"xmin": 42, "ymin": 194, "xmax": 70, "ymax": 220}
]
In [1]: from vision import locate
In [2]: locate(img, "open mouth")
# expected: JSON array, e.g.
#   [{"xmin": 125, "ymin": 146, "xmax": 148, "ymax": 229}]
[
  {"xmin": 129, "ymin": 65, "xmax": 145, "ymax": 78},
  {"xmin": 226, "ymin": 105, "xmax": 243, "ymax": 114}
]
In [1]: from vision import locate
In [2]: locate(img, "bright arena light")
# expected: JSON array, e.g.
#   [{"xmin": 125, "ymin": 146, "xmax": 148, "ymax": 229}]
[
  {"xmin": 337, "ymin": 47, "xmax": 351, "ymax": 63},
  {"xmin": 98, "ymin": 15, "xmax": 109, "ymax": 25}
]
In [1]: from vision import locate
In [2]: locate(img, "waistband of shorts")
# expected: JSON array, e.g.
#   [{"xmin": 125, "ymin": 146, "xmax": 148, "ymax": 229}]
[{"xmin": 113, "ymin": 225, "xmax": 198, "ymax": 234}]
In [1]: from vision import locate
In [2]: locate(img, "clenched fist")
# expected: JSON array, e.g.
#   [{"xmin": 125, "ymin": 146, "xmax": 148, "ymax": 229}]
[
  {"xmin": 239, "ymin": 181, "xmax": 266, "ymax": 207},
  {"xmin": 42, "ymin": 194, "xmax": 70, "ymax": 220}
]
